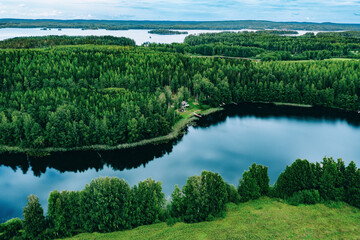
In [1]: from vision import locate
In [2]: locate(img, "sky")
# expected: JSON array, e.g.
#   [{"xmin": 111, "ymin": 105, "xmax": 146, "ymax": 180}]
[{"xmin": 0, "ymin": 0, "xmax": 359, "ymax": 23}]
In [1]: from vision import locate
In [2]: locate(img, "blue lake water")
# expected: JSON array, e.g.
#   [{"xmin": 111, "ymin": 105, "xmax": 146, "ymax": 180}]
[
  {"xmin": 0, "ymin": 104, "xmax": 360, "ymax": 222},
  {"xmin": 0, "ymin": 28, "xmax": 317, "ymax": 45}
]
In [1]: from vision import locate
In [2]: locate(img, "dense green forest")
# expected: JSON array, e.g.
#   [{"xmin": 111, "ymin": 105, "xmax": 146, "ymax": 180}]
[
  {"xmin": 0, "ymin": 36, "xmax": 135, "ymax": 49},
  {"xmin": 1, "ymin": 19, "xmax": 360, "ymax": 31},
  {"xmin": 149, "ymin": 31, "xmax": 360, "ymax": 60},
  {"xmin": 1, "ymin": 157, "xmax": 359, "ymax": 239},
  {"xmin": 148, "ymin": 30, "xmax": 188, "ymax": 35},
  {"xmin": 0, "ymin": 35, "xmax": 360, "ymax": 151},
  {"xmin": 255, "ymin": 30, "xmax": 299, "ymax": 35}
]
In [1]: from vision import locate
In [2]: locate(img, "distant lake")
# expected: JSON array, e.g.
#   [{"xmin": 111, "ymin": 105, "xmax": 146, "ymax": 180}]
[
  {"xmin": 1, "ymin": 103, "xmax": 360, "ymax": 222},
  {"xmin": 0, "ymin": 28, "xmax": 318, "ymax": 45}
]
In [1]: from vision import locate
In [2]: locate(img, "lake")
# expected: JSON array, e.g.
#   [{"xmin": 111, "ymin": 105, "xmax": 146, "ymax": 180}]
[
  {"xmin": 1, "ymin": 103, "xmax": 360, "ymax": 222},
  {"xmin": 0, "ymin": 28, "xmax": 318, "ymax": 45}
]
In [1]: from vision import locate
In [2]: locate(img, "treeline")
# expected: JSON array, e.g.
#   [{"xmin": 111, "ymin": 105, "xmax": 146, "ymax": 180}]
[
  {"xmin": 1, "ymin": 157, "xmax": 359, "ymax": 239},
  {"xmin": 1, "ymin": 19, "xmax": 360, "ymax": 31},
  {"xmin": 256, "ymin": 30, "xmax": 299, "ymax": 35},
  {"xmin": 148, "ymin": 30, "xmax": 188, "ymax": 35},
  {"xmin": 317, "ymin": 31, "xmax": 360, "ymax": 38},
  {"xmin": 148, "ymin": 31, "xmax": 360, "ymax": 60},
  {"xmin": 1, "ymin": 46, "xmax": 360, "ymax": 150},
  {"xmin": 0, "ymin": 36, "xmax": 136, "ymax": 49}
]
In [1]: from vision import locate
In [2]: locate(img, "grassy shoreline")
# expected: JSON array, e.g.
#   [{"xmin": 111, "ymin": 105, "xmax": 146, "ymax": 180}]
[
  {"xmin": 0, "ymin": 107, "xmax": 223, "ymax": 155},
  {"xmin": 62, "ymin": 197, "xmax": 360, "ymax": 240}
]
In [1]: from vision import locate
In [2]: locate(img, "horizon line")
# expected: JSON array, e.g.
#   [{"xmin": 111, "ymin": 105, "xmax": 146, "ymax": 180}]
[{"xmin": 1, "ymin": 18, "xmax": 359, "ymax": 25}]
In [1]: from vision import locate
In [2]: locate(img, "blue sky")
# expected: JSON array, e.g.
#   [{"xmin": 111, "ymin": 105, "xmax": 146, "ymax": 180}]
[{"xmin": 0, "ymin": 0, "xmax": 359, "ymax": 23}]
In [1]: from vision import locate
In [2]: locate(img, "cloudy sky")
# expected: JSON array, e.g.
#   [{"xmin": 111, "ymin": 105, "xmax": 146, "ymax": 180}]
[{"xmin": 0, "ymin": 0, "xmax": 359, "ymax": 23}]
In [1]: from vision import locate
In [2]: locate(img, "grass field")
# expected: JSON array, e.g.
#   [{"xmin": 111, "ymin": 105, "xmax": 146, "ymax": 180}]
[{"xmin": 63, "ymin": 197, "xmax": 360, "ymax": 240}]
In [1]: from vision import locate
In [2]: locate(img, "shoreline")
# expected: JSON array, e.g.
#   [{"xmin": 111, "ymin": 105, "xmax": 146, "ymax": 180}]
[
  {"xmin": 1, "ymin": 101, "xmax": 358, "ymax": 155},
  {"xmin": 0, "ymin": 107, "xmax": 223, "ymax": 155}
]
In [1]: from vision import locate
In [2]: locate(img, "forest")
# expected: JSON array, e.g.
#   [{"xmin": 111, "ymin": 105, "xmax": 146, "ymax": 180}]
[
  {"xmin": 1, "ymin": 157, "xmax": 359, "ymax": 239},
  {"xmin": 0, "ymin": 33, "xmax": 360, "ymax": 151},
  {"xmin": 149, "ymin": 31, "xmax": 360, "ymax": 60},
  {"xmin": 1, "ymin": 19, "xmax": 360, "ymax": 31},
  {"xmin": 0, "ymin": 36, "xmax": 135, "ymax": 49}
]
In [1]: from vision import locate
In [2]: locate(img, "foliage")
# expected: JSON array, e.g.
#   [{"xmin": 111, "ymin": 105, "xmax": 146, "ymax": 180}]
[
  {"xmin": 275, "ymin": 158, "xmax": 360, "ymax": 208},
  {"xmin": 0, "ymin": 44, "xmax": 360, "ymax": 151},
  {"xmin": 170, "ymin": 171, "xmax": 227, "ymax": 223},
  {"xmin": 80, "ymin": 177, "xmax": 133, "ymax": 233},
  {"xmin": 48, "ymin": 190, "xmax": 81, "ymax": 237},
  {"xmin": 275, "ymin": 159, "xmax": 316, "ymax": 198},
  {"xmin": 16, "ymin": 158, "xmax": 360, "ymax": 239},
  {"xmin": 23, "ymin": 194, "xmax": 45, "ymax": 239},
  {"xmin": 225, "ymin": 183, "xmax": 240, "ymax": 204},
  {"xmin": 0, "ymin": 218, "xmax": 22, "ymax": 240},
  {"xmin": 238, "ymin": 163, "xmax": 269, "ymax": 202},
  {"xmin": 149, "ymin": 31, "xmax": 360, "ymax": 60},
  {"xmin": 60, "ymin": 198, "xmax": 360, "ymax": 240},
  {"xmin": 286, "ymin": 189, "xmax": 321, "ymax": 206},
  {"xmin": 148, "ymin": 30, "xmax": 188, "ymax": 35},
  {"xmin": 344, "ymin": 161, "xmax": 360, "ymax": 208},
  {"xmin": 131, "ymin": 178, "xmax": 165, "ymax": 227},
  {"xmin": 0, "ymin": 36, "xmax": 135, "ymax": 49}
]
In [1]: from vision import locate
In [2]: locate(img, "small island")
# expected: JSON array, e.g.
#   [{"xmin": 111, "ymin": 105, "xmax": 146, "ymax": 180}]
[{"xmin": 148, "ymin": 29, "xmax": 188, "ymax": 35}]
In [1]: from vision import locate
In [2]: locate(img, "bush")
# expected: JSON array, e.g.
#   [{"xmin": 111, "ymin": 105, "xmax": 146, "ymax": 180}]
[
  {"xmin": 286, "ymin": 189, "xmax": 320, "ymax": 206},
  {"xmin": 0, "ymin": 218, "xmax": 23, "ymax": 240},
  {"xmin": 226, "ymin": 183, "xmax": 240, "ymax": 204},
  {"xmin": 275, "ymin": 159, "xmax": 316, "ymax": 199},
  {"xmin": 171, "ymin": 171, "xmax": 227, "ymax": 223},
  {"xmin": 238, "ymin": 163, "xmax": 269, "ymax": 202}
]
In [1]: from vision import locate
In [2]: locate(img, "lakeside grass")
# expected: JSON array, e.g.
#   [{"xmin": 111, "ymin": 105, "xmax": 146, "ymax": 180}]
[{"xmin": 63, "ymin": 197, "xmax": 360, "ymax": 240}]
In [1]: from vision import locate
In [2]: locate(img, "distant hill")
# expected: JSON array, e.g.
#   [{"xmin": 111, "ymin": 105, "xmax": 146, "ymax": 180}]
[{"xmin": 1, "ymin": 19, "xmax": 360, "ymax": 31}]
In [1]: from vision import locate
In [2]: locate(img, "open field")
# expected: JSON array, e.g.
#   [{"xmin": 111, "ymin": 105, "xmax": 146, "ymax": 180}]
[{"xmin": 63, "ymin": 197, "xmax": 360, "ymax": 240}]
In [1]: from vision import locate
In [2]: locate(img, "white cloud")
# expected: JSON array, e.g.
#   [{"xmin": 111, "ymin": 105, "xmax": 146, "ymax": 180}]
[{"xmin": 0, "ymin": 0, "xmax": 359, "ymax": 22}]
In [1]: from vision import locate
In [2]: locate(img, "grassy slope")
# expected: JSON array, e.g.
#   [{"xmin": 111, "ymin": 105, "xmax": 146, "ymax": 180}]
[{"xmin": 63, "ymin": 197, "xmax": 360, "ymax": 240}]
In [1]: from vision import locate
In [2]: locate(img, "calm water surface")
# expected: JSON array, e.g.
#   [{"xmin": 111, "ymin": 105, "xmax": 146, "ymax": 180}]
[
  {"xmin": 0, "ymin": 28, "xmax": 318, "ymax": 45},
  {"xmin": 0, "ymin": 28, "xmax": 250, "ymax": 45},
  {"xmin": 1, "ymin": 104, "xmax": 360, "ymax": 221}
]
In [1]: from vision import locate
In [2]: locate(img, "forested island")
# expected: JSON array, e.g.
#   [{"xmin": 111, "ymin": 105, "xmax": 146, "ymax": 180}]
[
  {"xmin": 1, "ymin": 157, "xmax": 359, "ymax": 239},
  {"xmin": 0, "ymin": 33, "xmax": 360, "ymax": 153},
  {"xmin": 148, "ymin": 29, "xmax": 188, "ymax": 35}
]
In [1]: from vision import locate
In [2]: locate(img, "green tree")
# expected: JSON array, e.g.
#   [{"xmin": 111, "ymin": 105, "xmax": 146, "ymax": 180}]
[{"xmin": 23, "ymin": 194, "xmax": 45, "ymax": 239}]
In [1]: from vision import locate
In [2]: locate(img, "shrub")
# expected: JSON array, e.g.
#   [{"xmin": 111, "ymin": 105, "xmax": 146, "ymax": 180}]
[
  {"xmin": 0, "ymin": 218, "xmax": 23, "ymax": 240},
  {"xmin": 238, "ymin": 163, "xmax": 269, "ymax": 202},
  {"xmin": 171, "ymin": 171, "xmax": 227, "ymax": 223},
  {"xmin": 275, "ymin": 159, "xmax": 316, "ymax": 199},
  {"xmin": 286, "ymin": 189, "xmax": 320, "ymax": 206},
  {"xmin": 226, "ymin": 183, "xmax": 240, "ymax": 204}
]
